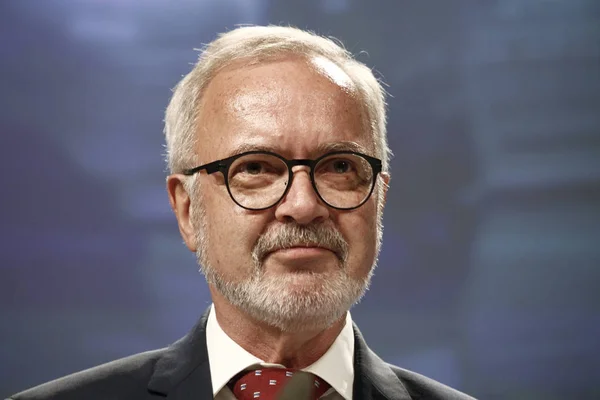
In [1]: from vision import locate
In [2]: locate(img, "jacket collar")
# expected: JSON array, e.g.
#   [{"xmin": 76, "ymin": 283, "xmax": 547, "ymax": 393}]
[
  {"xmin": 147, "ymin": 309, "xmax": 213, "ymax": 399},
  {"xmin": 352, "ymin": 321, "xmax": 412, "ymax": 400},
  {"xmin": 147, "ymin": 308, "xmax": 411, "ymax": 400}
]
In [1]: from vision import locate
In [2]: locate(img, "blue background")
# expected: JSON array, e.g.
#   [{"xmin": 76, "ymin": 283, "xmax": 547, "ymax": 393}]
[{"xmin": 1, "ymin": 1, "xmax": 599, "ymax": 398}]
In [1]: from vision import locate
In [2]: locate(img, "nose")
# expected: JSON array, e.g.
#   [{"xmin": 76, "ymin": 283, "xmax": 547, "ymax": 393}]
[{"xmin": 274, "ymin": 167, "xmax": 330, "ymax": 225}]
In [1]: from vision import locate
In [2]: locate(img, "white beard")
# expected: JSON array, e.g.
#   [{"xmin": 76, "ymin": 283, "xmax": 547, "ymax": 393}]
[{"xmin": 190, "ymin": 184, "xmax": 384, "ymax": 332}]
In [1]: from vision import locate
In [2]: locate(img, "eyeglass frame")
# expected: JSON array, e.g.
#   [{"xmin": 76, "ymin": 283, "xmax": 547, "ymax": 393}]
[{"xmin": 181, "ymin": 150, "xmax": 383, "ymax": 211}]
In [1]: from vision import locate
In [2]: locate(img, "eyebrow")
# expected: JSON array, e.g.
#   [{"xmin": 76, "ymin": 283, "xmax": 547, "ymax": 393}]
[
  {"xmin": 226, "ymin": 141, "xmax": 371, "ymax": 158},
  {"xmin": 316, "ymin": 141, "xmax": 370, "ymax": 154}
]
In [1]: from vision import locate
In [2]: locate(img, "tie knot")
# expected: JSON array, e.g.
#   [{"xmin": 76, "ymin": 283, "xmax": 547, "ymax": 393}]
[{"xmin": 230, "ymin": 368, "xmax": 331, "ymax": 399}]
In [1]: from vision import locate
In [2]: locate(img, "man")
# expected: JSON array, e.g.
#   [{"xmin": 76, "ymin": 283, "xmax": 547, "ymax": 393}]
[{"xmin": 9, "ymin": 26, "xmax": 474, "ymax": 400}]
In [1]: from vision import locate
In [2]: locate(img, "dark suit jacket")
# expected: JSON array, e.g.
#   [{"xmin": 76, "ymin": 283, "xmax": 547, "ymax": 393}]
[{"xmin": 8, "ymin": 309, "xmax": 474, "ymax": 400}]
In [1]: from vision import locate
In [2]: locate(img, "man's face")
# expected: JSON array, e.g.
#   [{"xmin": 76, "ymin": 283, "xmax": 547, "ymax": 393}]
[{"xmin": 187, "ymin": 56, "xmax": 387, "ymax": 331}]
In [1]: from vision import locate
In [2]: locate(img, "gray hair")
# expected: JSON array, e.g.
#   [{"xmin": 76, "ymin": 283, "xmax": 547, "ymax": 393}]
[{"xmin": 164, "ymin": 25, "xmax": 390, "ymax": 175}]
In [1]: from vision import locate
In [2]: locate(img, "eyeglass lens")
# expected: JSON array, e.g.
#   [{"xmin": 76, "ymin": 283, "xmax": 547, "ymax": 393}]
[{"xmin": 227, "ymin": 153, "xmax": 374, "ymax": 209}]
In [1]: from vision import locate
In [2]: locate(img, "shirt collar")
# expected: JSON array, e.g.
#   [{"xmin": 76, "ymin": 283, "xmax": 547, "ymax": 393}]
[{"xmin": 206, "ymin": 304, "xmax": 355, "ymax": 400}]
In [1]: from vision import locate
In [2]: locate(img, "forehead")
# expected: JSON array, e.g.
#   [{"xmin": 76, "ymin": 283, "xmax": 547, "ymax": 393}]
[{"xmin": 196, "ymin": 55, "xmax": 372, "ymax": 160}]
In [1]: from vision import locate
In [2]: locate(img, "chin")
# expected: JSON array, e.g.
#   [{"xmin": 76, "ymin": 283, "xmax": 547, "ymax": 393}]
[
  {"xmin": 211, "ymin": 267, "xmax": 370, "ymax": 332},
  {"xmin": 266, "ymin": 270, "xmax": 342, "ymax": 298},
  {"xmin": 278, "ymin": 270, "xmax": 327, "ymax": 286},
  {"xmin": 262, "ymin": 257, "xmax": 340, "ymax": 276},
  {"xmin": 248, "ymin": 274, "xmax": 365, "ymax": 332}
]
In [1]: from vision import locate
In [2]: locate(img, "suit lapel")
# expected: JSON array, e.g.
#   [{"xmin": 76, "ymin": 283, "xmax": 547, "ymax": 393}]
[
  {"xmin": 147, "ymin": 308, "xmax": 214, "ymax": 400},
  {"xmin": 353, "ymin": 323, "xmax": 412, "ymax": 400}
]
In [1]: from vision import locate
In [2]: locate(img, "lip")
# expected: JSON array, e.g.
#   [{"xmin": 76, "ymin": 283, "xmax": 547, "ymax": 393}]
[{"xmin": 267, "ymin": 246, "xmax": 336, "ymax": 259}]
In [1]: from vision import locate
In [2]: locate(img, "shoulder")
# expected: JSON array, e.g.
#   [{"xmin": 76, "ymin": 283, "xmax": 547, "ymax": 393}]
[
  {"xmin": 388, "ymin": 363, "xmax": 476, "ymax": 400},
  {"xmin": 7, "ymin": 348, "xmax": 166, "ymax": 400}
]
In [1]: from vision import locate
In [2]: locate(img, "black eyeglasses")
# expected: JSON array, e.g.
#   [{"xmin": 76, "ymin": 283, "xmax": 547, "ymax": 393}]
[{"xmin": 182, "ymin": 150, "xmax": 382, "ymax": 211}]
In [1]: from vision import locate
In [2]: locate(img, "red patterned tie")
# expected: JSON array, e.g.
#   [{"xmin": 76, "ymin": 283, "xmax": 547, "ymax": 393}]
[{"xmin": 230, "ymin": 368, "xmax": 331, "ymax": 399}]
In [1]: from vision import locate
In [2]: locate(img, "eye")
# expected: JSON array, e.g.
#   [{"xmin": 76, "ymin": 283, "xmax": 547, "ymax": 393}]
[
  {"xmin": 229, "ymin": 153, "xmax": 288, "ymax": 180},
  {"xmin": 332, "ymin": 160, "xmax": 352, "ymax": 173},
  {"xmin": 319, "ymin": 158, "xmax": 355, "ymax": 174},
  {"xmin": 242, "ymin": 161, "xmax": 264, "ymax": 175}
]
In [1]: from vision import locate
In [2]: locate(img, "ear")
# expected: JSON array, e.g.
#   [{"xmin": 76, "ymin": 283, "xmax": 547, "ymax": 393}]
[{"xmin": 166, "ymin": 174, "xmax": 197, "ymax": 252}]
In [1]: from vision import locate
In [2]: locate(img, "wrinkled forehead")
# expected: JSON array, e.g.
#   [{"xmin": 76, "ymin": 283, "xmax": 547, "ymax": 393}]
[{"xmin": 196, "ymin": 54, "xmax": 370, "ymax": 160}]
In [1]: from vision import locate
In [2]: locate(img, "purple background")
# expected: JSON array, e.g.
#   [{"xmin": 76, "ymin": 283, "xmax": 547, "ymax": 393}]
[{"xmin": 1, "ymin": 1, "xmax": 599, "ymax": 398}]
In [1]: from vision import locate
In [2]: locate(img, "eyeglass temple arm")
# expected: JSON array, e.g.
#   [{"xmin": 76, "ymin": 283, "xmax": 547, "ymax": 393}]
[{"xmin": 182, "ymin": 160, "xmax": 224, "ymax": 176}]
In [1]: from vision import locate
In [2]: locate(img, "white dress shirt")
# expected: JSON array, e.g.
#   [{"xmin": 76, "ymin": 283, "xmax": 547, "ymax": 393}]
[{"xmin": 206, "ymin": 305, "xmax": 355, "ymax": 400}]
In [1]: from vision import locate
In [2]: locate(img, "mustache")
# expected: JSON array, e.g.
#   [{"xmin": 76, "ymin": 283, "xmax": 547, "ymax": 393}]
[{"xmin": 252, "ymin": 222, "xmax": 349, "ymax": 264}]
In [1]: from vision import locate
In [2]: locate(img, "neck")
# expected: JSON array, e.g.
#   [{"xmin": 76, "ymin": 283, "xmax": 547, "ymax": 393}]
[{"xmin": 210, "ymin": 287, "xmax": 346, "ymax": 369}]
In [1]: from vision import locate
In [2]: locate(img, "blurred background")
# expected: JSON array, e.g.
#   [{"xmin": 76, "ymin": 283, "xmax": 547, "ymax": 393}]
[{"xmin": 1, "ymin": 0, "xmax": 599, "ymax": 398}]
